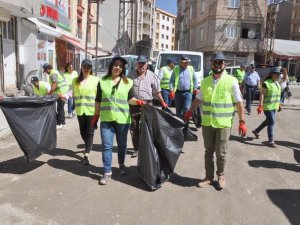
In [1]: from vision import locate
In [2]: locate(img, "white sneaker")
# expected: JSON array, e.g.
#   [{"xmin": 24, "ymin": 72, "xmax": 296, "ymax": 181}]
[
  {"xmin": 62, "ymin": 124, "xmax": 66, "ymax": 128},
  {"xmin": 68, "ymin": 113, "xmax": 73, "ymax": 118},
  {"xmin": 56, "ymin": 124, "xmax": 63, "ymax": 129}
]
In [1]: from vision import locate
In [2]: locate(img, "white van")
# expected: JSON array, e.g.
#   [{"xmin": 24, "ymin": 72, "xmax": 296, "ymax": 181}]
[{"xmin": 154, "ymin": 50, "xmax": 204, "ymax": 86}]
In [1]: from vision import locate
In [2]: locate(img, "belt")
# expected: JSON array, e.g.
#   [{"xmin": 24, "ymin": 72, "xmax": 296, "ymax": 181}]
[{"xmin": 176, "ymin": 90, "xmax": 190, "ymax": 93}]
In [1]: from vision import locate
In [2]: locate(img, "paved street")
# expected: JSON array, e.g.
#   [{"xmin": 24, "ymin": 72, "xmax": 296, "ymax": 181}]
[{"xmin": 0, "ymin": 86, "xmax": 300, "ymax": 225}]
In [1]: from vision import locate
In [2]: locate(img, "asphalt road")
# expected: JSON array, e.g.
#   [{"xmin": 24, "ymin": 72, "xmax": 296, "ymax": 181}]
[{"xmin": 0, "ymin": 86, "xmax": 300, "ymax": 225}]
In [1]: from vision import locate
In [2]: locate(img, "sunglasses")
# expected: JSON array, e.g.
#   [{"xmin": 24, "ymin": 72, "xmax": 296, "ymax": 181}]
[
  {"xmin": 82, "ymin": 65, "xmax": 92, "ymax": 69},
  {"xmin": 212, "ymin": 61, "xmax": 224, "ymax": 66}
]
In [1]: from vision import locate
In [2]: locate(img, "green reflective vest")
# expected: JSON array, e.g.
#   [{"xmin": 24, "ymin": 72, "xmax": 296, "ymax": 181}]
[
  {"xmin": 64, "ymin": 71, "xmax": 78, "ymax": 86},
  {"xmin": 49, "ymin": 69, "xmax": 69, "ymax": 94},
  {"xmin": 201, "ymin": 72, "xmax": 236, "ymax": 128},
  {"xmin": 173, "ymin": 65, "xmax": 194, "ymax": 92},
  {"xmin": 160, "ymin": 66, "xmax": 172, "ymax": 90},
  {"xmin": 263, "ymin": 79, "xmax": 281, "ymax": 111},
  {"xmin": 100, "ymin": 77, "xmax": 133, "ymax": 124},
  {"xmin": 72, "ymin": 75, "xmax": 99, "ymax": 116},
  {"xmin": 33, "ymin": 81, "xmax": 49, "ymax": 96},
  {"xmin": 234, "ymin": 69, "xmax": 245, "ymax": 84}
]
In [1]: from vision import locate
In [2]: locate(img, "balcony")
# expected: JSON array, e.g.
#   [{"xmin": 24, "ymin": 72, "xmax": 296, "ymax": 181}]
[
  {"xmin": 143, "ymin": 6, "xmax": 151, "ymax": 15},
  {"xmin": 238, "ymin": 39, "xmax": 261, "ymax": 52},
  {"xmin": 143, "ymin": 16, "xmax": 151, "ymax": 25}
]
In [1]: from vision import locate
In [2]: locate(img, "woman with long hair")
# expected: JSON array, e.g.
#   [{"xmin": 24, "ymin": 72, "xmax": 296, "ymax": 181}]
[
  {"xmin": 64, "ymin": 63, "xmax": 78, "ymax": 118},
  {"xmin": 72, "ymin": 59, "xmax": 99, "ymax": 165},
  {"xmin": 252, "ymin": 67, "xmax": 282, "ymax": 147},
  {"xmin": 92, "ymin": 56, "xmax": 134, "ymax": 185}
]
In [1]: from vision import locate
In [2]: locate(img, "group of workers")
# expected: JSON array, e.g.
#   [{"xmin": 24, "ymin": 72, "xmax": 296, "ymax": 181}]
[{"xmin": 29, "ymin": 51, "xmax": 285, "ymax": 189}]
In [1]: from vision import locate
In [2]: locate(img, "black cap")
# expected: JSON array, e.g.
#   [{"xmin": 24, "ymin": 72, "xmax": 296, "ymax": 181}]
[
  {"xmin": 167, "ymin": 58, "xmax": 176, "ymax": 64},
  {"xmin": 42, "ymin": 63, "xmax": 52, "ymax": 72},
  {"xmin": 112, "ymin": 55, "xmax": 128, "ymax": 65},
  {"xmin": 180, "ymin": 55, "xmax": 190, "ymax": 61},
  {"xmin": 250, "ymin": 64, "xmax": 255, "ymax": 68},
  {"xmin": 272, "ymin": 67, "xmax": 281, "ymax": 74},
  {"xmin": 81, "ymin": 59, "xmax": 92, "ymax": 67},
  {"xmin": 31, "ymin": 76, "xmax": 39, "ymax": 83},
  {"xmin": 211, "ymin": 52, "xmax": 226, "ymax": 61},
  {"xmin": 137, "ymin": 55, "xmax": 148, "ymax": 63}
]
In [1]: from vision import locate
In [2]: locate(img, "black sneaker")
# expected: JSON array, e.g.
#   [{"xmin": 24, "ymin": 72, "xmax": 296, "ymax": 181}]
[
  {"xmin": 131, "ymin": 150, "xmax": 138, "ymax": 158},
  {"xmin": 119, "ymin": 164, "xmax": 127, "ymax": 175},
  {"xmin": 83, "ymin": 156, "xmax": 89, "ymax": 165}
]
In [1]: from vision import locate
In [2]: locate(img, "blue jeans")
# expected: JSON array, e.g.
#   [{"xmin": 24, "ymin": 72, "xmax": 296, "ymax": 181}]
[
  {"xmin": 280, "ymin": 91, "xmax": 285, "ymax": 103},
  {"xmin": 254, "ymin": 110, "xmax": 276, "ymax": 142},
  {"xmin": 67, "ymin": 97, "xmax": 74, "ymax": 114},
  {"xmin": 245, "ymin": 85, "xmax": 257, "ymax": 113},
  {"xmin": 100, "ymin": 121, "xmax": 130, "ymax": 173},
  {"xmin": 161, "ymin": 89, "xmax": 172, "ymax": 106},
  {"xmin": 175, "ymin": 90, "xmax": 192, "ymax": 117}
]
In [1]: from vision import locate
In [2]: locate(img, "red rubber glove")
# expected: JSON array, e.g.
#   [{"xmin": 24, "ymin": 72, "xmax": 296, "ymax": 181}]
[
  {"xmin": 238, "ymin": 120, "xmax": 247, "ymax": 137},
  {"xmin": 136, "ymin": 99, "xmax": 144, "ymax": 106},
  {"xmin": 161, "ymin": 101, "xmax": 168, "ymax": 109},
  {"xmin": 193, "ymin": 89, "xmax": 199, "ymax": 95},
  {"xmin": 0, "ymin": 96, "xmax": 3, "ymax": 101},
  {"xmin": 257, "ymin": 105, "xmax": 263, "ymax": 114},
  {"xmin": 169, "ymin": 90, "xmax": 175, "ymax": 100},
  {"xmin": 91, "ymin": 114, "xmax": 99, "ymax": 129},
  {"xmin": 184, "ymin": 110, "xmax": 193, "ymax": 122}
]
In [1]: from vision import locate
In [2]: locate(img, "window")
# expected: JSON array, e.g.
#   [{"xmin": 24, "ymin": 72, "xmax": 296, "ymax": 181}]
[
  {"xmin": 161, "ymin": 43, "xmax": 164, "ymax": 48},
  {"xmin": 162, "ymin": 15, "xmax": 165, "ymax": 20},
  {"xmin": 156, "ymin": 33, "xmax": 159, "ymax": 39},
  {"xmin": 156, "ymin": 43, "xmax": 159, "ymax": 48},
  {"xmin": 172, "ymin": 19, "xmax": 175, "ymax": 25},
  {"xmin": 161, "ymin": 34, "xmax": 164, "ymax": 39},
  {"xmin": 201, "ymin": 1, "xmax": 205, "ymax": 13},
  {"xmin": 162, "ymin": 25, "xmax": 165, "ymax": 29},
  {"xmin": 166, "ymin": 44, "xmax": 169, "ymax": 48},
  {"xmin": 166, "ymin": 26, "xmax": 169, "ymax": 31},
  {"xmin": 1, "ymin": 18, "xmax": 15, "ymax": 40},
  {"xmin": 156, "ymin": 13, "xmax": 159, "ymax": 19},
  {"xmin": 166, "ymin": 35, "xmax": 169, "ymax": 40},
  {"xmin": 172, "ymin": 28, "xmax": 175, "ymax": 33},
  {"xmin": 225, "ymin": 25, "xmax": 238, "ymax": 38},
  {"xmin": 199, "ymin": 28, "xmax": 204, "ymax": 41},
  {"xmin": 228, "ymin": 0, "xmax": 240, "ymax": 8}
]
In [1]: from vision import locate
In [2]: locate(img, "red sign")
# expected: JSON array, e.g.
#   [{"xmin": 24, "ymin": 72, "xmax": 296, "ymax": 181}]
[{"xmin": 40, "ymin": 4, "xmax": 58, "ymax": 21}]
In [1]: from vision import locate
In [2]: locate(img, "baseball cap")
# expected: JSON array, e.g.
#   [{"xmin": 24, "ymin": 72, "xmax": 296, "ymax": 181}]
[
  {"xmin": 211, "ymin": 52, "xmax": 226, "ymax": 61},
  {"xmin": 137, "ymin": 55, "xmax": 148, "ymax": 63},
  {"xmin": 180, "ymin": 55, "xmax": 190, "ymax": 61},
  {"xmin": 31, "ymin": 76, "xmax": 39, "ymax": 83},
  {"xmin": 167, "ymin": 58, "xmax": 176, "ymax": 64},
  {"xmin": 272, "ymin": 67, "xmax": 281, "ymax": 74},
  {"xmin": 112, "ymin": 55, "xmax": 128, "ymax": 65},
  {"xmin": 81, "ymin": 59, "xmax": 92, "ymax": 67},
  {"xmin": 42, "ymin": 63, "xmax": 52, "ymax": 72}
]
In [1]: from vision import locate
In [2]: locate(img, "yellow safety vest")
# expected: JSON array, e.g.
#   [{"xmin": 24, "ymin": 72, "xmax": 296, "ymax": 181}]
[
  {"xmin": 173, "ymin": 65, "xmax": 194, "ymax": 92},
  {"xmin": 234, "ymin": 69, "xmax": 245, "ymax": 84},
  {"xmin": 201, "ymin": 72, "xmax": 236, "ymax": 128},
  {"xmin": 160, "ymin": 66, "xmax": 172, "ymax": 90},
  {"xmin": 263, "ymin": 79, "xmax": 281, "ymax": 111},
  {"xmin": 99, "ymin": 77, "xmax": 133, "ymax": 124},
  {"xmin": 49, "ymin": 69, "xmax": 69, "ymax": 94},
  {"xmin": 32, "ymin": 81, "xmax": 49, "ymax": 96},
  {"xmin": 72, "ymin": 75, "xmax": 99, "ymax": 116}
]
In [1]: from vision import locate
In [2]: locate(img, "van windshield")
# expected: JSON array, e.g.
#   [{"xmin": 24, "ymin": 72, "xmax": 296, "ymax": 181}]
[{"xmin": 157, "ymin": 54, "xmax": 202, "ymax": 72}]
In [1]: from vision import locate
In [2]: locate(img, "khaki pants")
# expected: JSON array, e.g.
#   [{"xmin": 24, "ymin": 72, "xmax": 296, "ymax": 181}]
[{"xmin": 202, "ymin": 125, "xmax": 231, "ymax": 179}]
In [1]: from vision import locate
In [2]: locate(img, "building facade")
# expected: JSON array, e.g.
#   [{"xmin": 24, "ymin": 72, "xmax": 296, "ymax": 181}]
[
  {"xmin": 153, "ymin": 8, "xmax": 176, "ymax": 58},
  {"xmin": 176, "ymin": 0, "xmax": 268, "ymax": 68}
]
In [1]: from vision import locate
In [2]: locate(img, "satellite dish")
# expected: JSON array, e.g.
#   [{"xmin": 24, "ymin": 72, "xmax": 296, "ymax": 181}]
[{"xmin": 248, "ymin": 30, "xmax": 255, "ymax": 39}]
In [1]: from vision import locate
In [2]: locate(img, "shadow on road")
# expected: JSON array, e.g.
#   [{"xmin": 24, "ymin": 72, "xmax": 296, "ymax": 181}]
[
  {"xmin": 168, "ymin": 172, "xmax": 199, "ymax": 187},
  {"xmin": 267, "ymin": 189, "xmax": 300, "ymax": 225},
  {"xmin": 0, "ymin": 156, "xmax": 45, "ymax": 174},
  {"xmin": 229, "ymin": 135, "xmax": 265, "ymax": 146},
  {"xmin": 248, "ymin": 160, "xmax": 300, "ymax": 173},
  {"xmin": 47, "ymin": 148, "xmax": 83, "ymax": 160},
  {"xmin": 276, "ymin": 141, "xmax": 300, "ymax": 164}
]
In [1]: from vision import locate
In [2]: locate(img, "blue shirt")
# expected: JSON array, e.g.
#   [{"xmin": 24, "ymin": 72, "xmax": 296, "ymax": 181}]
[
  {"xmin": 245, "ymin": 71, "xmax": 260, "ymax": 86},
  {"xmin": 169, "ymin": 66, "xmax": 198, "ymax": 91}
]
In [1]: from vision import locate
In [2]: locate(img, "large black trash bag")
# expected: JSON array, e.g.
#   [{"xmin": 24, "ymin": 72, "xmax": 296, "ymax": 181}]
[
  {"xmin": 137, "ymin": 105, "xmax": 185, "ymax": 190},
  {"xmin": 0, "ymin": 96, "xmax": 57, "ymax": 162}
]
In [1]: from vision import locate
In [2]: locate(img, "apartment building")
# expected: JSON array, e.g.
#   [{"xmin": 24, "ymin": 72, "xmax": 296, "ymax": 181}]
[
  {"xmin": 176, "ymin": 0, "xmax": 268, "ymax": 68},
  {"xmin": 153, "ymin": 8, "xmax": 176, "ymax": 58}
]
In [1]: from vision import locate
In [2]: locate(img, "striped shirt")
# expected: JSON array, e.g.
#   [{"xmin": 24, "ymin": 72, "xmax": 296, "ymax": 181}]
[{"xmin": 128, "ymin": 70, "xmax": 161, "ymax": 100}]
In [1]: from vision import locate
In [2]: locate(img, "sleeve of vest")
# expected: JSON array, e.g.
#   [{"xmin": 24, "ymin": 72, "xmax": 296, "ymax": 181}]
[{"xmin": 95, "ymin": 81, "xmax": 102, "ymax": 102}]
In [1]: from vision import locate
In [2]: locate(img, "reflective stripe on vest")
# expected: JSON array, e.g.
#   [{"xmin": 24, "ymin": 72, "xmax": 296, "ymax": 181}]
[
  {"xmin": 201, "ymin": 72, "xmax": 236, "ymax": 128},
  {"xmin": 73, "ymin": 75, "xmax": 99, "ymax": 116},
  {"xmin": 263, "ymin": 79, "xmax": 281, "ymax": 111},
  {"xmin": 33, "ymin": 81, "xmax": 49, "ymax": 96},
  {"xmin": 173, "ymin": 65, "xmax": 194, "ymax": 92},
  {"xmin": 160, "ymin": 66, "xmax": 172, "ymax": 90},
  {"xmin": 100, "ymin": 77, "xmax": 133, "ymax": 124}
]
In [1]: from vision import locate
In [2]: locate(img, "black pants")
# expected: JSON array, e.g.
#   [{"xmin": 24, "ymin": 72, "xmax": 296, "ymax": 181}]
[
  {"xmin": 245, "ymin": 84, "xmax": 257, "ymax": 113},
  {"xmin": 77, "ymin": 115, "xmax": 95, "ymax": 153},
  {"xmin": 57, "ymin": 98, "xmax": 66, "ymax": 125},
  {"xmin": 130, "ymin": 105, "xmax": 142, "ymax": 151}
]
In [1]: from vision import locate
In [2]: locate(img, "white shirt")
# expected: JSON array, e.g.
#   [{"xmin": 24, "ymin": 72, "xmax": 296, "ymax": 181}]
[{"xmin": 278, "ymin": 73, "xmax": 288, "ymax": 90}]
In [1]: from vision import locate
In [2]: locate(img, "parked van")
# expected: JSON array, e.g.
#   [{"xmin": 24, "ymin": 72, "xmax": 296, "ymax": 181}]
[
  {"xmin": 155, "ymin": 50, "xmax": 204, "ymax": 86},
  {"xmin": 92, "ymin": 55, "xmax": 138, "ymax": 77}
]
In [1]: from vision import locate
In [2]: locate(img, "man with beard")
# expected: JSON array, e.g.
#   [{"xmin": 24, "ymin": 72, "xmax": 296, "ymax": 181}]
[{"xmin": 184, "ymin": 52, "xmax": 247, "ymax": 189}]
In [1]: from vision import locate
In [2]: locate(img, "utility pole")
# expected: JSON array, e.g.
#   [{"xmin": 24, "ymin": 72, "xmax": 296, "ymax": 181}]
[{"xmin": 85, "ymin": 0, "xmax": 91, "ymax": 59}]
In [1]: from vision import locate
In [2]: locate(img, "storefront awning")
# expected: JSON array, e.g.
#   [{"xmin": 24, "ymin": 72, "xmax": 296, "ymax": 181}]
[
  {"xmin": 272, "ymin": 39, "xmax": 300, "ymax": 59},
  {"xmin": 0, "ymin": 0, "xmax": 41, "ymax": 18},
  {"xmin": 27, "ymin": 18, "xmax": 61, "ymax": 37}
]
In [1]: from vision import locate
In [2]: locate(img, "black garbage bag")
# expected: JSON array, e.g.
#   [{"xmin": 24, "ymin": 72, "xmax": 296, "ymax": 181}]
[
  {"xmin": 138, "ymin": 105, "xmax": 185, "ymax": 190},
  {"xmin": 0, "ymin": 96, "xmax": 57, "ymax": 162}
]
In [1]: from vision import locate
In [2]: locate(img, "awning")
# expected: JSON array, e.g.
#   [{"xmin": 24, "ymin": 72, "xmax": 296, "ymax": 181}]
[
  {"xmin": 0, "ymin": 0, "xmax": 41, "ymax": 18},
  {"xmin": 27, "ymin": 18, "xmax": 61, "ymax": 37},
  {"xmin": 272, "ymin": 39, "xmax": 300, "ymax": 59}
]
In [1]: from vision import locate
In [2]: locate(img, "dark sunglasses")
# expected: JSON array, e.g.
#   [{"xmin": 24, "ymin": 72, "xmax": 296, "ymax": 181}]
[
  {"xmin": 212, "ymin": 61, "xmax": 224, "ymax": 66},
  {"xmin": 82, "ymin": 65, "xmax": 92, "ymax": 69}
]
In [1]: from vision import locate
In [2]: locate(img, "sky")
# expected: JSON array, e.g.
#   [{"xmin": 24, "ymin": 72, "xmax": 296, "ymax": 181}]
[{"xmin": 155, "ymin": 0, "xmax": 177, "ymax": 16}]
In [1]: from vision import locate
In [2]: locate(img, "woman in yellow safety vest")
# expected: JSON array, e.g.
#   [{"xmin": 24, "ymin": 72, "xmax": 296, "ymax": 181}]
[
  {"xmin": 64, "ymin": 63, "xmax": 78, "ymax": 118},
  {"xmin": 92, "ymin": 56, "xmax": 134, "ymax": 185},
  {"xmin": 252, "ymin": 67, "xmax": 282, "ymax": 147},
  {"xmin": 72, "ymin": 59, "xmax": 99, "ymax": 165}
]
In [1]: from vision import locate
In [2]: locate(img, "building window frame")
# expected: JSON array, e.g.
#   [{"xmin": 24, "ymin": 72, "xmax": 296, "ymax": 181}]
[
  {"xmin": 228, "ymin": 0, "xmax": 240, "ymax": 9},
  {"xmin": 225, "ymin": 25, "xmax": 238, "ymax": 39}
]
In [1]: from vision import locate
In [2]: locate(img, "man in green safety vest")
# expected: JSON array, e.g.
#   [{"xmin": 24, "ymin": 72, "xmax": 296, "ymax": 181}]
[
  {"xmin": 43, "ymin": 63, "xmax": 69, "ymax": 129},
  {"xmin": 158, "ymin": 58, "xmax": 176, "ymax": 107},
  {"xmin": 30, "ymin": 76, "xmax": 51, "ymax": 96},
  {"xmin": 184, "ymin": 52, "xmax": 247, "ymax": 190},
  {"xmin": 233, "ymin": 65, "xmax": 246, "ymax": 94}
]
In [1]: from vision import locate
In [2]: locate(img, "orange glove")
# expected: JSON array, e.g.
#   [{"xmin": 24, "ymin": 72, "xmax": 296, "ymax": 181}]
[
  {"xmin": 136, "ymin": 99, "xmax": 144, "ymax": 106},
  {"xmin": 184, "ymin": 110, "xmax": 193, "ymax": 122},
  {"xmin": 0, "ymin": 96, "xmax": 3, "ymax": 101},
  {"xmin": 257, "ymin": 105, "xmax": 263, "ymax": 114},
  {"xmin": 161, "ymin": 101, "xmax": 168, "ymax": 109},
  {"xmin": 169, "ymin": 91, "xmax": 175, "ymax": 100},
  {"xmin": 193, "ymin": 89, "xmax": 199, "ymax": 95},
  {"xmin": 91, "ymin": 114, "xmax": 99, "ymax": 129},
  {"xmin": 238, "ymin": 120, "xmax": 247, "ymax": 137}
]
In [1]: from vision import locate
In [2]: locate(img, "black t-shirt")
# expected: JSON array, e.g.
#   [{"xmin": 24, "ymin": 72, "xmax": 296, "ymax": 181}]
[{"xmin": 95, "ymin": 80, "xmax": 133, "ymax": 102}]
